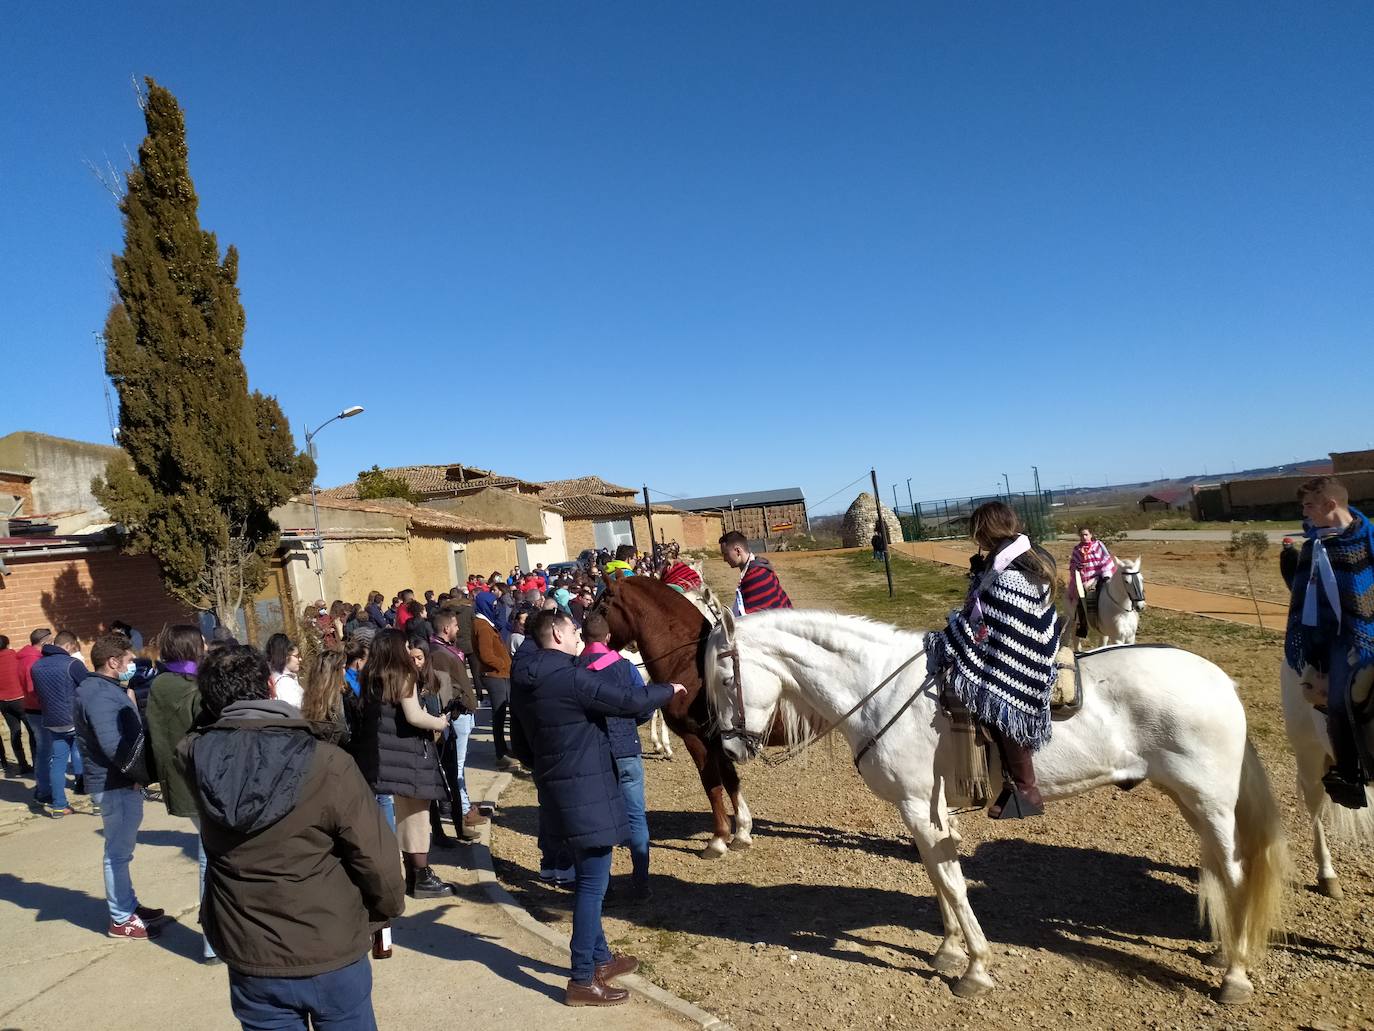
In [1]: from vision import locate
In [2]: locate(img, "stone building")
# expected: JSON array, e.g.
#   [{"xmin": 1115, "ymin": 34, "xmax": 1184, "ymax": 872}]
[
  {"xmin": 669, "ymin": 488, "xmax": 807, "ymax": 548},
  {"xmin": 841, "ymin": 492, "xmax": 905, "ymax": 548},
  {"xmin": 0, "ymin": 431, "xmax": 125, "ymax": 517}
]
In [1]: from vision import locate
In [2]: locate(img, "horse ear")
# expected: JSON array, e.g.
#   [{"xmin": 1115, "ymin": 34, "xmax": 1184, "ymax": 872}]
[{"xmin": 721, "ymin": 602, "xmax": 736, "ymax": 643}]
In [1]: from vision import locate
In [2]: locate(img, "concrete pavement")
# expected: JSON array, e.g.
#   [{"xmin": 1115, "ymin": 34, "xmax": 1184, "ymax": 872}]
[{"xmin": 0, "ymin": 722, "xmax": 699, "ymax": 1031}]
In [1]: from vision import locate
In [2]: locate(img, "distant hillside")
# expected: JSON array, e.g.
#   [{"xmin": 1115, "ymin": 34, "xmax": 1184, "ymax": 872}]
[{"xmin": 1053, "ymin": 457, "xmax": 1332, "ymax": 508}]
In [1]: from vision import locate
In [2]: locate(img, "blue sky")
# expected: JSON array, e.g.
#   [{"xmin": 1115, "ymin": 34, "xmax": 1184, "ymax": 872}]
[{"xmin": 3, "ymin": 3, "xmax": 1371, "ymax": 513}]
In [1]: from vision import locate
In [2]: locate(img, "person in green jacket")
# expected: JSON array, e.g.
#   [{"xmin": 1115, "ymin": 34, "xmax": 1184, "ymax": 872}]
[{"xmin": 145, "ymin": 624, "xmax": 217, "ymax": 963}]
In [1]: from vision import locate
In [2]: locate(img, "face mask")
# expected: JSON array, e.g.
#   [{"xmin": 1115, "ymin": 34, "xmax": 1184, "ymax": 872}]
[
  {"xmin": 318, "ymin": 608, "xmax": 327, "ymax": 616},
  {"xmin": 118, "ymin": 661, "xmax": 137, "ymax": 684}
]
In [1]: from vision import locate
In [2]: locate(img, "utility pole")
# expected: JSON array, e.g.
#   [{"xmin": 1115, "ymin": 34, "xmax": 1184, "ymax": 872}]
[
  {"xmin": 871, "ymin": 467, "xmax": 894, "ymax": 599},
  {"xmin": 642, "ymin": 485, "xmax": 656, "ymax": 557},
  {"xmin": 1032, "ymin": 465, "xmax": 1041, "ymax": 498},
  {"xmin": 1002, "ymin": 471, "xmax": 1011, "ymax": 497},
  {"xmin": 892, "ymin": 484, "xmax": 900, "ymax": 512}
]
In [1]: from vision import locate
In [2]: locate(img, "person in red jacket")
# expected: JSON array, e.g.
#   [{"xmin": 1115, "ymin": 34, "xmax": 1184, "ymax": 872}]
[
  {"xmin": 18, "ymin": 629, "xmax": 50, "ymax": 798},
  {"xmin": 0, "ymin": 634, "xmax": 34, "ymax": 774}
]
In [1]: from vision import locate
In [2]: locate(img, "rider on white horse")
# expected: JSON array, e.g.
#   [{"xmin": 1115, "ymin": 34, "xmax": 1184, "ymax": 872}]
[
  {"xmin": 1068, "ymin": 526, "xmax": 1116, "ymax": 640},
  {"xmin": 1284, "ymin": 476, "xmax": 1374, "ymax": 810},
  {"xmin": 924, "ymin": 501, "xmax": 1061, "ymax": 819}
]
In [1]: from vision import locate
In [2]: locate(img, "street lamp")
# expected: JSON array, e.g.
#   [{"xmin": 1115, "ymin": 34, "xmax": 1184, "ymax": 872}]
[
  {"xmin": 1002, "ymin": 472, "xmax": 1011, "ymax": 497},
  {"xmin": 304, "ymin": 406, "xmax": 365, "ymax": 602},
  {"xmin": 729, "ymin": 498, "xmax": 741, "ymax": 533}
]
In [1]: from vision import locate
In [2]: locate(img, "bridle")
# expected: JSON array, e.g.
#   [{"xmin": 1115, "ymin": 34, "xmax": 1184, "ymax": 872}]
[{"xmin": 1104, "ymin": 565, "xmax": 1146, "ymax": 612}]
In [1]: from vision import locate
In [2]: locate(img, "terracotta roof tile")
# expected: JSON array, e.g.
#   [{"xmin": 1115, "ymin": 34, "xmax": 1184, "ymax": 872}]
[
  {"xmin": 538, "ymin": 475, "xmax": 639, "ymax": 499},
  {"xmin": 301, "ymin": 494, "xmax": 529, "ymax": 536}
]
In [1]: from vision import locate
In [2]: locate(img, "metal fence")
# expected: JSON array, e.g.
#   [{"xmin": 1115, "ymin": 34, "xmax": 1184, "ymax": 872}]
[{"xmin": 893, "ymin": 491, "xmax": 1055, "ymax": 544}]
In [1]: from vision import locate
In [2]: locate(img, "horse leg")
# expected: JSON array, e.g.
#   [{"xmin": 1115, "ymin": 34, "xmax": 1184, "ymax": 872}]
[
  {"xmin": 930, "ymin": 888, "xmax": 968, "ymax": 975},
  {"xmin": 717, "ymin": 755, "xmax": 753, "ymax": 850},
  {"xmin": 655, "ymin": 710, "xmax": 674, "ymax": 758},
  {"xmin": 1295, "ymin": 742, "xmax": 1342, "ymax": 898},
  {"xmin": 899, "ymin": 799, "xmax": 994, "ymax": 998},
  {"xmin": 682, "ymin": 733, "xmax": 732, "ymax": 858}
]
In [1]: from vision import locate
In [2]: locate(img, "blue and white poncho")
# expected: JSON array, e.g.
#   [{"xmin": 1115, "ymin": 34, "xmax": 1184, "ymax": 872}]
[{"xmin": 926, "ymin": 567, "xmax": 1060, "ymax": 750}]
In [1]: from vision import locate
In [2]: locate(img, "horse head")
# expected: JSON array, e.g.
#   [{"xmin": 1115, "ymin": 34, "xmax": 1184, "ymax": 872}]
[{"xmin": 1114, "ymin": 555, "xmax": 1146, "ymax": 610}]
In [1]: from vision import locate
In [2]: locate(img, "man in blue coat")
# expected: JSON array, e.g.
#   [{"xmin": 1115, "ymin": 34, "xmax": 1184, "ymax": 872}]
[
  {"xmin": 511, "ymin": 609, "xmax": 683, "ymax": 1007},
  {"xmin": 30, "ymin": 630, "xmax": 90, "ymax": 815}
]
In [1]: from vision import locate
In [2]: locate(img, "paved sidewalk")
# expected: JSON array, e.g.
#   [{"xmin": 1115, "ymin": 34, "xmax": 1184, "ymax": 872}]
[{"xmin": 0, "ymin": 721, "xmax": 694, "ymax": 1031}]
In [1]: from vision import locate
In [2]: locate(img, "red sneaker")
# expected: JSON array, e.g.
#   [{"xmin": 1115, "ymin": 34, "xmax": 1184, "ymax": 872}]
[{"xmin": 108, "ymin": 915, "xmax": 159, "ymax": 940}]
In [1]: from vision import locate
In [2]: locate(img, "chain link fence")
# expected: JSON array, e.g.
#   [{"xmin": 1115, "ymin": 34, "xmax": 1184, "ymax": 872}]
[{"xmin": 894, "ymin": 491, "xmax": 1055, "ymax": 544}]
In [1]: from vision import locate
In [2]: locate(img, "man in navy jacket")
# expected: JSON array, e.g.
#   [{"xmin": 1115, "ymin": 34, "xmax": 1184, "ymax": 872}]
[
  {"xmin": 511, "ymin": 609, "xmax": 683, "ymax": 1007},
  {"xmin": 30, "ymin": 630, "xmax": 90, "ymax": 814}
]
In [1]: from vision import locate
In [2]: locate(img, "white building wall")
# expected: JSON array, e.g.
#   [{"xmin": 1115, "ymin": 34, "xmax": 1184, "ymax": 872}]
[{"xmin": 524, "ymin": 509, "xmax": 568, "ymax": 567}]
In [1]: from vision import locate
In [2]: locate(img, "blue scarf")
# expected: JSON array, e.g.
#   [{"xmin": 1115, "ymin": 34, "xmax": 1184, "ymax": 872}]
[
  {"xmin": 474, "ymin": 592, "xmax": 510, "ymax": 641},
  {"xmin": 1285, "ymin": 506, "xmax": 1374, "ymax": 672}
]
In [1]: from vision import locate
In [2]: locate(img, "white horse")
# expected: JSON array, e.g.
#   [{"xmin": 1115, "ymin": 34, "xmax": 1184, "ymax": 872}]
[
  {"xmin": 1280, "ymin": 662, "xmax": 1374, "ymax": 899},
  {"xmin": 1080, "ymin": 556, "xmax": 1146, "ymax": 646},
  {"xmin": 706, "ymin": 607, "xmax": 1287, "ymax": 1004}
]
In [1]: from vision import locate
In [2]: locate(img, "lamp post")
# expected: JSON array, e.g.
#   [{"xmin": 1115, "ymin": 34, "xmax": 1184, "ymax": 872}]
[
  {"xmin": 729, "ymin": 498, "xmax": 741, "ymax": 533},
  {"xmin": 1002, "ymin": 472, "xmax": 1011, "ymax": 498},
  {"xmin": 304, "ymin": 405, "xmax": 365, "ymax": 602}
]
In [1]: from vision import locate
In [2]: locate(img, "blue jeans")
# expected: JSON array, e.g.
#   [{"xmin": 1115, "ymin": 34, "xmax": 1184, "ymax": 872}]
[
  {"xmin": 449, "ymin": 713, "xmax": 473, "ymax": 814},
  {"xmin": 49, "ymin": 732, "xmax": 79, "ymax": 809},
  {"xmin": 375, "ymin": 794, "xmax": 395, "ymax": 832},
  {"xmin": 229, "ymin": 954, "xmax": 376, "ymax": 1031},
  {"xmin": 569, "ymin": 845, "xmax": 614, "ymax": 983},
  {"xmin": 191, "ymin": 817, "xmax": 216, "ymax": 959},
  {"xmin": 93, "ymin": 786, "xmax": 144, "ymax": 923},
  {"xmin": 25, "ymin": 713, "xmax": 52, "ymax": 804},
  {"xmin": 614, "ymin": 755, "xmax": 650, "ymax": 883}
]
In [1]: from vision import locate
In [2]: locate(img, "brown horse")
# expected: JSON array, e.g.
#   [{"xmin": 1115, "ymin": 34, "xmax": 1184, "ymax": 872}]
[{"xmin": 597, "ymin": 576, "xmax": 753, "ymax": 857}]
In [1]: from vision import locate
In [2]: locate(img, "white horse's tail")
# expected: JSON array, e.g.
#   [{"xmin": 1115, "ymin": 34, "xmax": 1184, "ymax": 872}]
[
  {"xmin": 1323, "ymin": 785, "xmax": 1374, "ymax": 843},
  {"xmin": 1200, "ymin": 739, "xmax": 1289, "ymax": 964}
]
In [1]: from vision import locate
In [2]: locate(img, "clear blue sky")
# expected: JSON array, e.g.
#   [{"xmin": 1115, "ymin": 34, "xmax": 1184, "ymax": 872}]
[{"xmin": 3, "ymin": 4, "xmax": 1371, "ymax": 513}]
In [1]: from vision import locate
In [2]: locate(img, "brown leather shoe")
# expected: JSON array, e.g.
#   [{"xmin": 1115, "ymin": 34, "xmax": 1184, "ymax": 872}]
[
  {"xmin": 463, "ymin": 809, "xmax": 489, "ymax": 827},
  {"xmin": 595, "ymin": 953, "xmax": 639, "ymax": 981},
  {"xmin": 564, "ymin": 977, "xmax": 629, "ymax": 1006}
]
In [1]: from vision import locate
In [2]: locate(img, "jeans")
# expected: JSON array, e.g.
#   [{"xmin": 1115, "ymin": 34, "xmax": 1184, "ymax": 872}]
[
  {"xmin": 569, "ymin": 846, "xmax": 614, "ymax": 983},
  {"xmin": 191, "ymin": 816, "xmax": 217, "ymax": 959},
  {"xmin": 449, "ymin": 713, "xmax": 473, "ymax": 814},
  {"xmin": 25, "ymin": 713, "xmax": 51, "ymax": 803},
  {"xmin": 375, "ymin": 794, "xmax": 396, "ymax": 832},
  {"xmin": 1327, "ymin": 638, "xmax": 1370, "ymax": 781},
  {"xmin": 229, "ymin": 955, "xmax": 377, "ymax": 1031},
  {"xmin": 0, "ymin": 698, "xmax": 30, "ymax": 768},
  {"xmin": 93, "ymin": 786, "xmax": 144, "ymax": 923},
  {"xmin": 614, "ymin": 755, "xmax": 650, "ymax": 883},
  {"xmin": 49, "ymin": 732, "xmax": 79, "ymax": 808}
]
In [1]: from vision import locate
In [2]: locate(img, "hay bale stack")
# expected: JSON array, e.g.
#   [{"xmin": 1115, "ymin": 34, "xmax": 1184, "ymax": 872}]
[{"xmin": 841, "ymin": 492, "xmax": 905, "ymax": 548}]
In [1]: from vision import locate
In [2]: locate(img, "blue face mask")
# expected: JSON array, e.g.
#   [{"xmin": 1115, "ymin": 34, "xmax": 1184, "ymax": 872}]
[{"xmin": 117, "ymin": 661, "xmax": 137, "ymax": 684}]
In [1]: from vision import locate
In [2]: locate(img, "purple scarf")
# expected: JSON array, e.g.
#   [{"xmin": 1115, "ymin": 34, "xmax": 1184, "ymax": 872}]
[{"xmin": 162, "ymin": 660, "xmax": 198, "ymax": 677}]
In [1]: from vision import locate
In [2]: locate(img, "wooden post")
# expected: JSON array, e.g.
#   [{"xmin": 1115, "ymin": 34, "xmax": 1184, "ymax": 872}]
[
  {"xmin": 871, "ymin": 467, "xmax": 894, "ymax": 599},
  {"xmin": 642, "ymin": 486, "xmax": 656, "ymax": 558}
]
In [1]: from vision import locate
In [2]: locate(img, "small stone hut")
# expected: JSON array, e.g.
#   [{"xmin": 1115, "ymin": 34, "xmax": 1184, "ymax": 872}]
[{"xmin": 841, "ymin": 492, "xmax": 905, "ymax": 548}]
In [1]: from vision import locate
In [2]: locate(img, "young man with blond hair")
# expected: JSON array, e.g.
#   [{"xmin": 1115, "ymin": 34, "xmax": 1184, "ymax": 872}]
[{"xmin": 1285, "ymin": 476, "xmax": 1374, "ymax": 809}]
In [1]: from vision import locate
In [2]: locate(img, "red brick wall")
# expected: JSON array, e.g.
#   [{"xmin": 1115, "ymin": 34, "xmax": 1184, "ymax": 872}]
[
  {"xmin": 1, "ymin": 472, "xmax": 33, "ymax": 517},
  {"xmin": 0, "ymin": 549, "xmax": 195, "ymax": 656}
]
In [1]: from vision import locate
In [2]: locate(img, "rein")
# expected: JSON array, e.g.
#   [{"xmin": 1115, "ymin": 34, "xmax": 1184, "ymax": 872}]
[
  {"xmin": 1104, "ymin": 568, "xmax": 1146, "ymax": 613},
  {"xmin": 720, "ymin": 642, "xmax": 929, "ymax": 768}
]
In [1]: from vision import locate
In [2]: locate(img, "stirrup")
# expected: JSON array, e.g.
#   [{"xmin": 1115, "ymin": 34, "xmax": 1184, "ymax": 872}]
[
  {"xmin": 1321, "ymin": 769, "xmax": 1369, "ymax": 810},
  {"xmin": 989, "ymin": 786, "xmax": 1044, "ymax": 820}
]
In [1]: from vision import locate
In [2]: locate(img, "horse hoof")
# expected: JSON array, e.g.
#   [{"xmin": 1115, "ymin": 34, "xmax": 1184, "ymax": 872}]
[
  {"xmin": 1202, "ymin": 948, "xmax": 1227, "ymax": 970},
  {"xmin": 1317, "ymin": 876, "xmax": 1344, "ymax": 900},
  {"xmin": 728, "ymin": 834, "xmax": 753, "ymax": 851},
  {"xmin": 951, "ymin": 969, "xmax": 995, "ymax": 999},
  {"xmin": 931, "ymin": 947, "xmax": 967, "ymax": 976},
  {"xmin": 700, "ymin": 838, "xmax": 729, "ymax": 859},
  {"xmin": 1216, "ymin": 975, "xmax": 1253, "ymax": 1006}
]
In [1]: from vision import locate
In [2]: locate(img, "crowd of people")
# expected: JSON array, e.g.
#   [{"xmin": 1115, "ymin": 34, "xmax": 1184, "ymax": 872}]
[{"xmin": 0, "ymin": 535, "xmax": 789, "ymax": 1024}]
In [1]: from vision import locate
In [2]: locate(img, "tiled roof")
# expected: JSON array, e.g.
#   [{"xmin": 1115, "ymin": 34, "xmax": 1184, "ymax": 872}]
[
  {"xmin": 553, "ymin": 493, "xmax": 678, "ymax": 518},
  {"xmin": 319, "ymin": 464, "xmax": 538, "ymax": 500},
  {"xmin": 301, "ymin": 494, "xmax": 528, "ymax": 536},
  {"xmin": 538, "ymin": 476, "xmax": 639, "ymax": 500}
]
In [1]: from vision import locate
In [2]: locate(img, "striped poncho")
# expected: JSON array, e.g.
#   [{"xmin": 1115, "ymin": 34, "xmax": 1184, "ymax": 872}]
[
  {"xmin": 926, "ymin": 568, "xmax": 1060, "ymax": 749},
  {"xmin": 1068, "ymin": 538, "xmax": 1116, "ymax": 604},
  {"xmin": 1284, "ymin": 507, "xmax": 1374, "ymax": 673}
]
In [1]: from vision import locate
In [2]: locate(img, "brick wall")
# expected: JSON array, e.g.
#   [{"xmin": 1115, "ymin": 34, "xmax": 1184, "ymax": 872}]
[
  {"xmin": 0, "ymin": 472, "xmax": 33, "ymax": 517},
  {"xmin": 562, "ymin": 518, "xmax": 596, "ymax": 557},
  {"xmin": 0, "ymin": 549, "xmax": 194, "ymax": 657}
]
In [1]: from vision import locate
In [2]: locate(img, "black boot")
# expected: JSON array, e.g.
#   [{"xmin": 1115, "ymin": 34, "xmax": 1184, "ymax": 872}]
[
  {"xmin": 410, "ymin": 866, "xmax": 454, "ymax": 899},
  {"xmin": 430, "ymin": 803, "xmax": 454, "ymax": 847},
  {"xmin": 989, "ymin": 731, "xmax": 1044, "ymax": 820},
  {"xmin": 73, "ymin": 775, "xmax": 87, "ymax": 796}
]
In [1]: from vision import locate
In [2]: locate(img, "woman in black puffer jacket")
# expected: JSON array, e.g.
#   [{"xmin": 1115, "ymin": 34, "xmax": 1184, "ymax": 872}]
[{"xmin": 354, "ymin": 631, "xmax": 452, "ymax": 899}]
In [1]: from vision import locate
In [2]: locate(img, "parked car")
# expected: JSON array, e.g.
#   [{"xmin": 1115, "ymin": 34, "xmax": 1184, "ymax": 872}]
[{"xmin": 546, "ymin": 560, "xmax": 580, "ymax": 578}]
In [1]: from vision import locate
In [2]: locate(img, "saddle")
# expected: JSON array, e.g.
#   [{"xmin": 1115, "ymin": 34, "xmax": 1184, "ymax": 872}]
[{"xmin": 1050, "ymin": 645, "xmax": 1083, "ymax": 717}]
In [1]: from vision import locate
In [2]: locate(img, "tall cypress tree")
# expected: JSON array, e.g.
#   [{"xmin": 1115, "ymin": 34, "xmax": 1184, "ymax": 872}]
[{"xmin": 95, "ymin": 78, "xmax": 314, "ymax": 628}]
